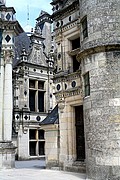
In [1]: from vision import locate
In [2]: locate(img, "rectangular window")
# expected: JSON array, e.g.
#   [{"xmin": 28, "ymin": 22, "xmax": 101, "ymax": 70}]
[
  {"xmin": 29, "ymin": 129, "xmax": 36, "ymax": 139},
  {"xmin": 73, "ymin": 55, "xmax": 80, "ymax": 72},
  {"xmin": 38, "ymin": 130, "xmax": 44, "ymax": 139},
  {"xmin": 84, "ymin": 72, "xmax": 90, "ymax": 97},
  {"xmin": 29, "ymin": 79, "xmax": 35, "ymax": 88},
  {"xmin": 39, "ymin": 141, "xmax": 45, "ymax": 155},
  {"xmin": 75, "ymin": 106, "xmax": 85, "ymax": 161},
  {"xmin": 29, "ymin": 129, "xmax": 45, "ymax": 156},
  {"xmin": 71, "ymin": 37, "xmax": 80, "ymax": 50},
  {"xmin": 69, "ymin": 37, "xmax": 80, "ymax": 73},
  {"xmin": 82, "ymin": 17, "xmax": 88, "ymax": 39},
  {"xmin": 38, "ymin": 91, "xmax": 44, "ymax": 112},
  {"xmin": 29, "ymin": 141, "xmax": 37, "ymax": 156},
  {"xmin": 38, "ymin": 81, "xmax": 44, "ymax": 89},
  {"xmin": 29, "ymin": 90, "xmax": 35, "ymax": 111},
  {"xmin": 29, "ymin": 80, "xmax": 45, "ymax": 112}
]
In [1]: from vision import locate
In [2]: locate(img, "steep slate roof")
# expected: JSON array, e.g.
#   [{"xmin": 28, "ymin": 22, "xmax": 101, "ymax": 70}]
[
  {"xmin": 14, "ymin": 30, "xmax": 47, "ymax": 67},
  {"xmin": 14, "ymin": 32, "xmax": 31, "ymax": 66},
  {"xmin": 41, "ymin": 105, "xmax": 59, "ymax": 125}
]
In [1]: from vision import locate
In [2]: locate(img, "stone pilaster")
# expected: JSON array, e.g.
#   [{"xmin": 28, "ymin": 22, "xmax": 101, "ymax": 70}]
[
  {"xmin": 0, "ymin": 0, "xmax": 23, "ymax": 168},
  {"xmin": 0, "ymin": 49, "xmax": 16, "ymax": 168},
  {"xmin": 0, "ymin": 51, "xmax": 4, "ymax": 141},
  {"xmin": 3, "ymin": 50, "xmax": 14, "ymax": 141}
]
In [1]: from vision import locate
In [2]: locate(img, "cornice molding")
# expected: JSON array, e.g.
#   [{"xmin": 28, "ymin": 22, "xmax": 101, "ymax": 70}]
[
  {"xmin": 77, "ymin": 44, "xmax": 120, "ymax": 61},
  {"xmin": 0, "ymin": 20, "xmax": 23, "ymax": 35},
  {"xmin": 53, "ymin": 70, "xmax": 81, "ymax": 83},
  {"xmin": 54, "ymin": 86, "xmax": 83, "ymax": 100}
]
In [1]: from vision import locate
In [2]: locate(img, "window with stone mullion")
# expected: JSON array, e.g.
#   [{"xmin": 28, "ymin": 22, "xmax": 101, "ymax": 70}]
[{"xmin": 29, "ymin": 80, "xmax": 45, "ymax": 112}]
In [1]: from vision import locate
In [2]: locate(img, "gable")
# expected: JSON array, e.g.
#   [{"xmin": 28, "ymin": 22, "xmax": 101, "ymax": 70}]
[{"xmin": 28, "ymin": 45, "xmax": 47, "ymax": 67}]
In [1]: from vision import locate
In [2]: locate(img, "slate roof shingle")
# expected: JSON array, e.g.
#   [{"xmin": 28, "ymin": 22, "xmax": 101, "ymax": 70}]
[{"xmin": 41, "ymin": 105, "xmax": 58, "ymax": 125}]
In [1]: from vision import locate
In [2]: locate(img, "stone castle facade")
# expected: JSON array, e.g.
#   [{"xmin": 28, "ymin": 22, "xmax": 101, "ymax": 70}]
[
  {"xmin": 78, "ymin": 0, "xmax": 120, "ymax": 179},
  {"xmin": 12, "ymin": 11, "xmax": 56, "ymax": 160},
  {"xmin": 0, "ymin": 0, "xmax": 120, "ymax": 179},
  {"xmin": 46, "ymin": 0, "xmax": 120, "ymax": 180}
]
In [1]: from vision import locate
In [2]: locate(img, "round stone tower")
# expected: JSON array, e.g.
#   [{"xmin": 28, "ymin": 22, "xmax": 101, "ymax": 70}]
[{"xmin": 77, "ymin": 0, "xmax": 120, "ymax": 179}]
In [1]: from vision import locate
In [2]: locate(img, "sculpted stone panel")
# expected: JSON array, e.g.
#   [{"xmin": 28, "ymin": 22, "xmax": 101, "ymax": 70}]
[{"xmin": 2, "ymin": 49, "xmax": 14, "ymax": 64}]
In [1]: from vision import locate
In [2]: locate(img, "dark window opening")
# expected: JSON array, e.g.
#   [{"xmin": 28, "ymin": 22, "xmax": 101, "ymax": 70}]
[
  {"xmin": 71, "ymin": 38, "xmax": 80, "ymax": 50},
  {"xmin": 82, "ymin": 17, "xmax": 88, "ymax": 39},
  {"xmin": 71, "ymin": 81, "xmax": 76, "ymax": 88},
  {"xmin": 39, "ymin": 141, "xmax": 45, "ymax": 155},
  {"xmin": 38, "ymin": 81, "xmax": 44, "ymax": 89},
  {"xmin": 65, "ymin": 83, "xmax": 67, "ymax": 90},
  {"xmin": 61, "ymin": 21, "xmax": 63, "ymax": 26},
  {"xmin": 38, "ymin": 130, "xmax": 44, "ymax": 139},
  {"xmin": 38, "ymin": 91, "xmax": 44, "ymax": 112},
  {"xmin": 29, "ymin": 79, "xmax": 35, "ymax": 88},
  {"xmin": 73, "ymin": 55, "xmax": 80, "ymax": 72},
  {"xmin": 29, "ymin": 129, "xmax": 45, "ymax": 157},
  {"xmin": 56, "ymin": 22, "xmax": 59, "ymax": 27},
  {"xmin": 29, "ymin": 80, "xmax": 45, "ymax": 112},
  {"xmin": 29, "ymin": 129, "xmax": 36, "ymax": 139},
  {"xmin": 58, "ymin": 53, "xmax": 61, "ymax": 59},
  {"xmin": 29, "ymin": 141, "xmax": 36, "ymax": 156},
  {"xmin": 69, "ymin": 16, "xmax": 71, "ymax": 22},
  {"xmin": 84, "ymin": 72, "xmax": 90, "ymax": 97},
  {"xmin": 29, "ymin": 90, "xmax": 35, "ymax": 111},
  {"xmin": 75, "ymin": 106, "xmax": 85, "ymax": 161},
  {"xmin": 56, "ymin": 4, "xmax": 59, "ymax": 10}
]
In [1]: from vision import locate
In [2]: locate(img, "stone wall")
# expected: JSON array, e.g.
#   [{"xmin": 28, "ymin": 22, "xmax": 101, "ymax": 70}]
[
  {"xmin": 79, "ymin": 0, "xmax": 120, "ymax": 179},
  {"xmin": 42, "ymin": 124, "xmax": 59, "ymax": 169},
  {"xmin": 79, "ymin": 0, "xmax": 120, "ymax": 50},
  {"xmin": 81, "ymin": 51, "xmax": 120, "ymax": 180}
]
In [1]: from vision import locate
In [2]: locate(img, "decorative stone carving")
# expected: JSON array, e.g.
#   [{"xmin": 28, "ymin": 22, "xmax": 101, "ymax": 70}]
[
  {"xmin": 58, "ymin": 100, "xmax": 65, "ymax": 113},
  {"xmin": 3, "ymin": 49, "xmax": 14, "ymax": 64}
]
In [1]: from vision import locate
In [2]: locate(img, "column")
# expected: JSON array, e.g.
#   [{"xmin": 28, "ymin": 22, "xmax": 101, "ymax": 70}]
[
  {"xmin": 0, "ymin": 52, "xmax": 4, "ymax": 141},
  {"xmin": 3, "ymin": 50, "xmax": 13, "ymax": 141}
]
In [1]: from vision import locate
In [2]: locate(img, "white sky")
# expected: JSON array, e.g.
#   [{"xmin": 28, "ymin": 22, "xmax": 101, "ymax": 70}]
[{"xmin": 6, "ymin": 0, "xmax": 52, "ymax": 29}]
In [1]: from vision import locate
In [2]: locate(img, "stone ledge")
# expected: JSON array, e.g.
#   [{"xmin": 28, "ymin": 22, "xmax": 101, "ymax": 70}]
[
  {"xmin": 0, "ymin": 141, "xmax": 16, "ymax": 153},
  {"xmin": 65, "ymin": 161, "xmax": 86, "ymax": 173},
  {"xmin": 77, "ymin": 44, "xmax": 120, "ymax": 61}
]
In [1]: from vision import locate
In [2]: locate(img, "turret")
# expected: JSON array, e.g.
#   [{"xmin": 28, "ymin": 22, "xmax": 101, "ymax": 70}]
[
  {"xmin": 79, "ymin": 0, "xmax": 120, "ymax": 50},
  {"xmin": 77, "ymin": 0, "xmax": 120, "ymax": 179}
]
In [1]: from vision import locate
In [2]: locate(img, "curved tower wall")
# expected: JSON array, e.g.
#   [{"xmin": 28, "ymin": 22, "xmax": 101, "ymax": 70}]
[
  {"xmin": 78, "ymin": 0, "xmax": 120, "ymax": 179},
  {"xmin": 80, "ymin": 0, "xmax": 120, "ymax": 49}
]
